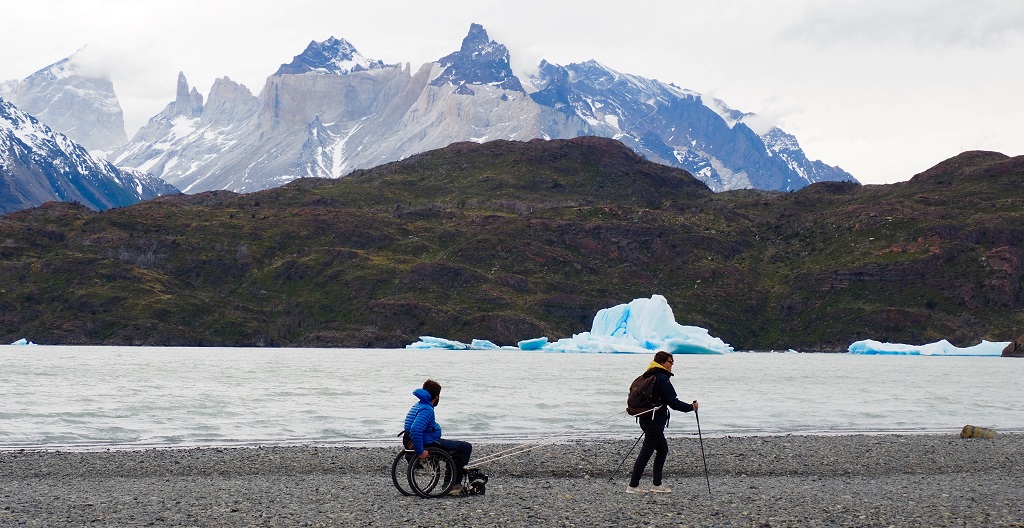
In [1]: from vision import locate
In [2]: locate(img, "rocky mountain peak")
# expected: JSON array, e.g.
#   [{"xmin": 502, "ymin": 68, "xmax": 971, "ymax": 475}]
[
  {"xmin": 274, "ymin": 36, "xmax": 391, "ymax": 76},
  {"xmin": 528, "ymin": 60, "xmax": 573, "ymax": 111},
  {"xmin": 203, "ymin": 77, "xmax": 259, "ymax": 124},
  {"xmin": 0, "ymin": 96, "xmax": 30, "ymax": 128},
  {"xmin": 460, "ymin": 22, "xmax": 491, "ymax": 51},
  {"xmin": 0, "ymin": 50, "xmax": 127, "ymax": 155},
  {"xmin": 429, "ymin": 23, "xmax": 524, "ymax": 93},
  {"xmin": 0, "ymin": 97, "xmax": 178, "ymax": 214},
  {"xmin": 34, "ymin": 56, "xmax": 75, "ymax": 81},
  {"xmin": 173, "ymin": 72, "xmax": 203, "ymax": 118},
  {"xmin": 761, "ymin": 127, "xmax": 800, "ymax": 153}
]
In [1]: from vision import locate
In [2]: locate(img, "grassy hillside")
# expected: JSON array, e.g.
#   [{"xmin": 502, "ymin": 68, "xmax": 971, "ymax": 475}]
[{"xmin": 1, "ymin": 138, "xmax": 1022, "ymax": 350}]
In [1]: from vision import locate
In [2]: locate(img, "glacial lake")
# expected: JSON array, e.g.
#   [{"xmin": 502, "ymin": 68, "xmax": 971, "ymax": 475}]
[{"xmin": 1, "ymin": 345, "xmax": 1021, "ymax": 450}]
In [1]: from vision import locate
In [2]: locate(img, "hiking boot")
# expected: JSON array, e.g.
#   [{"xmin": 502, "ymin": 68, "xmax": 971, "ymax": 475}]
[
  {"xmin": 447, "ymin": 484, "xmax": 465, "ymax": 496},
  {"xmin": 625, "ymin": 485, "xmax": 647, "ymax": 494},
  {"xmin": 650, "ymin": 484, "xmax": 672, "ymax": 494}
]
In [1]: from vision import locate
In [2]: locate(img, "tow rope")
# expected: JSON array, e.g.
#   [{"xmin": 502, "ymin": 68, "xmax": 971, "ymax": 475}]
[{"xmin": 466, "ymin": 408, "xmax": 653, "ymax": 469}]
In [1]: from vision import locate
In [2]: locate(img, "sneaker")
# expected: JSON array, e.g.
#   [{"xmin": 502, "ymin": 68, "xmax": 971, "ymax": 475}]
[
  {"xmin": 650, "ymin": 484, "xmax": 672, "ymax": 494},
  {"xmin": 447, "ymin": 484, "xmax": 465, "ymax": 496},
  {"xmin": 625, "ymin": 485, "xmax": 647, "ymax": 494}
]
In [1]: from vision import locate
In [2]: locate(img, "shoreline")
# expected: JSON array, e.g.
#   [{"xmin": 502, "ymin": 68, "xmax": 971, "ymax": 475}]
[
  {"xmin": 5, "ymin": 426, "xmax": 1024, "ymax": 454},
  {"xmin": 2, "ymin": 433, "xmax": 1021, "ymax": 527}
]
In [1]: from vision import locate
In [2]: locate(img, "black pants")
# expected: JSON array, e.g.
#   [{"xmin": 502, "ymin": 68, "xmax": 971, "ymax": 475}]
[
  {"xmin": 628, "ymin": 414, "xmax": 668, "ymax": 487},
  {"xmin": 429, "ymin": 438, "xmax": 473, "ymax": 484}
]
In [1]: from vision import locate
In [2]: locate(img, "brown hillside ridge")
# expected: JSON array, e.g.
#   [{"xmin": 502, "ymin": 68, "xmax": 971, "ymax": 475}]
[
  {"xmin": 1002, "ymin": 333, "xmax": 1024, "ymax": 357},
  {"xmin": 1, "ymin": 139, "xmax": 1023, "ymax": 349},
  {"xmin": 908, "ymin": 150, "xmax": 1016, "ymax": 184}
]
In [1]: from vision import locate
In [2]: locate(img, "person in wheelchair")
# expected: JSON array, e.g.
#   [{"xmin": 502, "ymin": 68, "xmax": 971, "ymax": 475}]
[{"xmin": 404, "ymin": 379, "xmax": 473, "ymax": 495}]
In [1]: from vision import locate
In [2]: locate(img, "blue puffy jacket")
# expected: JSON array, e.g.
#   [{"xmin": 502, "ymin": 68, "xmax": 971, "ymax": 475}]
[{"xmin": 404, "ymin": 387, "xmax": 442, "ymax": 454}]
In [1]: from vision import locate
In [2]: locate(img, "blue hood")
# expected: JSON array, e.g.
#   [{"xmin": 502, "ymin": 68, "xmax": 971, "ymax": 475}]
[{"xmin": 413, "ymin": 387, "xmax": 433, "ymax": 404}]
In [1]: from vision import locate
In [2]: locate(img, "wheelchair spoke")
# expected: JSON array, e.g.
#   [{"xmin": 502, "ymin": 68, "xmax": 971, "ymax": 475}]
[
  {"xmin": 407, "ymin": 450, "xmax": 457, "ymax": 498},
  {"xmin": 390, "ymin": 451, "xmax": 415, "ymax": 496}
]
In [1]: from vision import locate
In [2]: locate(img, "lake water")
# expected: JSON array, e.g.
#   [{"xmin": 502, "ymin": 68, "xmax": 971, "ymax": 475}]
[{"xmin": 1, "ymin": 346, "xmax": 1021, "ymax": 451}]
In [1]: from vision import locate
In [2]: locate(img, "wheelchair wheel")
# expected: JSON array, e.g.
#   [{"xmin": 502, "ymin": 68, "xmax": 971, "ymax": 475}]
[
  {"xmin": 407, "ymin": 448, "xmax": 457, "ymax": 498},
  {"xmin": 390, "ymin": 451, "xmax": 415, "ymax": 496}
]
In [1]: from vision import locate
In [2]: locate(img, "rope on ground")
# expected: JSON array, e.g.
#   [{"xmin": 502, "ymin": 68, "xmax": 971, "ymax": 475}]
[{"xmin": 465, "ymin": 406, "xmax": 662, "ymax": 468}]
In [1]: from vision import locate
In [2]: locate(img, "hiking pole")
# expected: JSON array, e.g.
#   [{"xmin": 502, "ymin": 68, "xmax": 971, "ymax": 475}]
[
  {"xmin": 608, "ymin": 432, "xmax": 645, "ymax": 482},
  {"xmin": 694, "ymin": 408, "xmax": 712, "ymax": 499}
]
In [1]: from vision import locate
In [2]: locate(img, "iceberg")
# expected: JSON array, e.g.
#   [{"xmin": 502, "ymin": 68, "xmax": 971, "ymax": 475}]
[
  {"xmin": 407, "ymin": 295, "xmax": 733, "ymax": 354},
  {"xmin": 405, "ymin": 336, "xmax": 518, "ymax": 350},
  {"xmin": 405, "ymin": 336, "xmax": 473, "ymax": 350},
  {"xmin": 848, "ymin": 339, "xmax": 1009, "ymax": 357},
  {"xmin": 517, "ymin": 337, "xmax": 548, "ymax": 350},
  {"xmin": 10, "ymin": 338, "xmax": 36, "ymax": 346},
  {"xmin": 470, "ymin": 339, "xmax": 501, "ymax": 350},
  {"xmin": 539, "ymin": 295, "xmax": 732, "ymax": 354}
]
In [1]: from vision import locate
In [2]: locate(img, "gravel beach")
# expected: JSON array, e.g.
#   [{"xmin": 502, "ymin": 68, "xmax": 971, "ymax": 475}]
[{"xmin": 2, "ymin": 433, "xmax": 1022, "ymax": 527}]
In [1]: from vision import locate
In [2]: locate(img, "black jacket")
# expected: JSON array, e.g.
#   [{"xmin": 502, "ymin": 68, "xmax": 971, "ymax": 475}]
[{"xmin": 645, "ymin": 367, "xmax": 694, "ymax": 419}]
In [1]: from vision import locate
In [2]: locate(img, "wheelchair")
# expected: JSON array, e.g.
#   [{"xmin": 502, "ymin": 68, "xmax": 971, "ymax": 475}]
[{"xmin": 391, "ymin": 431, "xmax": 487, "ymax": 498}]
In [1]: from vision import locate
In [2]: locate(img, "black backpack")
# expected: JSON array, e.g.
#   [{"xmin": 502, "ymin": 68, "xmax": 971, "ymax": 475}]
[{"xmin": 626, "ymin": 372, "xmax": 661, "ymax": 416}]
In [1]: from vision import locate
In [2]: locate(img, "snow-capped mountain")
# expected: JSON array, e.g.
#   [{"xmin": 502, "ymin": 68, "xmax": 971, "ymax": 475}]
[
  {"xmin": 0, "ymin": 50, "xmax": 128, "ymax": 158},
  {"xmin": 0, "ymin": 97, "xmax": 178, "ymax": 215},
  {"xmin": 275, "ymin": 36, "xmax": 392, "ymax": 76},
  {"xmin": 430, "ymin": 23, "xmax": 525, "ymax": 93},
  {"xmin": 107, "ymin": 23, "xmax": 853, "ymax": 193},
  {"xmin": 110, "ymin": 28, "xmax": 569, "ymax": 193},
  {"xmin": 528, "ymin": 59, "xmax": 857, "ymax": 190}
]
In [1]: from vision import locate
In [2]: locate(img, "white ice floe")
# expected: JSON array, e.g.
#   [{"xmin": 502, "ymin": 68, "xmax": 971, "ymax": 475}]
[{"xmin": 848, "ymin": 339, "xmax": 1009, "ymax": 356}]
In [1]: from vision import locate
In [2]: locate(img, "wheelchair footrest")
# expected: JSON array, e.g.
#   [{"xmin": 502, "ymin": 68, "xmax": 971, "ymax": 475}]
[{"xmin": 462, "ymin": 469, "xmax": 489, "ymax": 496}]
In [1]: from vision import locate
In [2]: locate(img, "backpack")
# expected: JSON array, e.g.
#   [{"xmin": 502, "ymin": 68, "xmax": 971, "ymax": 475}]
[{"xmin": 626, "ymin": 372, "xmax": 661, "ymax": 416}]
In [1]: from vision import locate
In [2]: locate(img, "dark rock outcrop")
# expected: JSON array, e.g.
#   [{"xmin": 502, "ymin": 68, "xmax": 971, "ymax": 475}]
[{"xmin": 1001, "ymin": 333, "xmax": 1024, "ymax": 357}]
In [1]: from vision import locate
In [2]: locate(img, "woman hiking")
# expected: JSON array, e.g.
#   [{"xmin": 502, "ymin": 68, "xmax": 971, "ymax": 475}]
[{"xmin": 626, "ymin": 351, "xmax": 698, "ymax": 494}]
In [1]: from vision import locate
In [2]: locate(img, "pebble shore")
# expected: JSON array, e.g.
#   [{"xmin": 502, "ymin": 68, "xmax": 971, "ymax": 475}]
[{"xmin": 2, "ymin": 433, "xmax": 1022, "ymax": 527}]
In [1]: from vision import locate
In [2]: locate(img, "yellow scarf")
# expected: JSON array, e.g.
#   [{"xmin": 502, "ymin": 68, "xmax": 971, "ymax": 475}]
[{"xmin": 648, "ymin": 360, "xmax": 671, "ymax": 372}]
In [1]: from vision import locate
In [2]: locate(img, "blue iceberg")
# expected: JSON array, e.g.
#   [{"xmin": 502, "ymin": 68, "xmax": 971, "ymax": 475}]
[
  {"xmin": 407, "ymin": 294, "xmax": 733, "ymax": 354},
  {"xmin": 540, "ymin": 295, "xmax": 732, "ymax": 354},
  {"xmin": 517, "ymin": 337, "xmax": 548, "ymax": 350},
  {"xmin": 848, "ymin": 339, "xmax": 1009, "ymax": 356},
  {"xmin": 10, "ymin": 338, "xmax": 36, "ymax": 346}
]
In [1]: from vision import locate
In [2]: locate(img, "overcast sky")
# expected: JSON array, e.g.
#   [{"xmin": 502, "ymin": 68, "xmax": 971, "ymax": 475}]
[{"xmin": 2, "ymin": 0, "xmax": 1022, "ymax": 185}]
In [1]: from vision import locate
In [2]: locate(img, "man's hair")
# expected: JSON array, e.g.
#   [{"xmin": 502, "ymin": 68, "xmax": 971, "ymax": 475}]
[
  {"xmin": 653, "ymin": 351, "xmax": 673, "ymax": 365},
  {"xmin": 423, "ymin": 379, "xmax": 442, "ymax": 400}
]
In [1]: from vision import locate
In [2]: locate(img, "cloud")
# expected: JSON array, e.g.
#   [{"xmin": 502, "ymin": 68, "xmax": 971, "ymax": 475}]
[
  {"xmin": 66, "ymin": 45, "xmax": 113, "ymax": 79},
  {"xmin": 785, "ymin": 0, "xmax": 1024, "ymax": 50},
  {"xmin": 486, "ymin": 25, "xmax": 545, "ymax": 80},
  {"xmin": 739, "ymin": 113, "xmax": 779, "ymax": 136}
]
